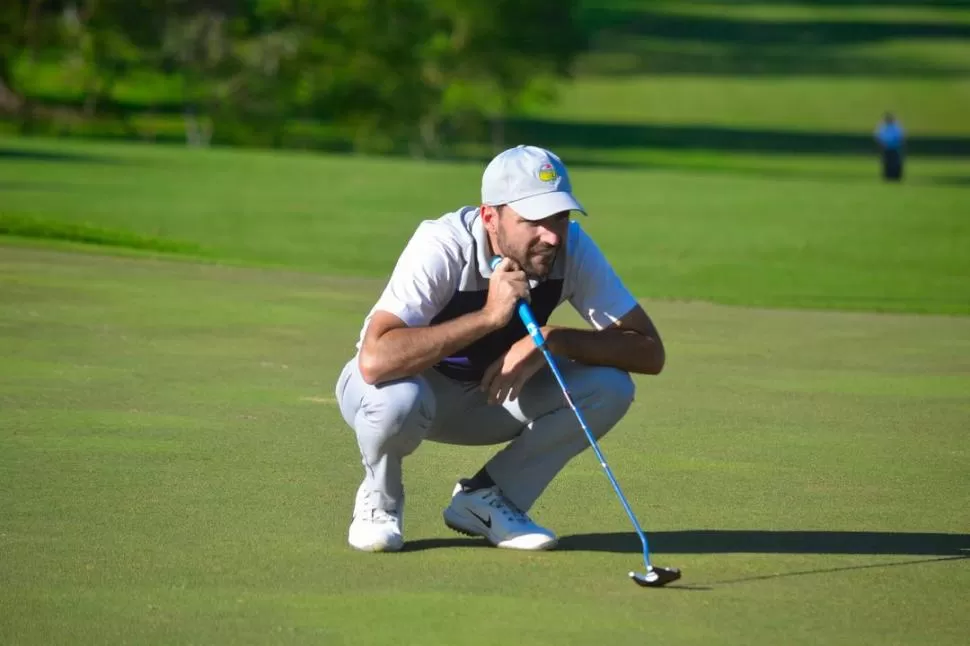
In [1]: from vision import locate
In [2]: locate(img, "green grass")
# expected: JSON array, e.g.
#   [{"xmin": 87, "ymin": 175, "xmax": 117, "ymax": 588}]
[
  {"xmin": 0, "ymin": 213, "xmax": 207, "ymax": 254},
  {"xmin": 2, "ymin": 2, "xmax": 970, "ymax": 640},
  {"xmin": 3, "ymin": 136, "xmax": 969, "ymax": 314},
  {"xmin": 1, "ymin": 246, "xmax": 967, "ymax": 645},
  {"xmin": 539, "ymin": 76, "xmax": 970, "ymax": 136},
  {"xmin": 535, "ymin": 0, "xmax": 970, "ymax": 144},
  {"xmin": 550, "ymin": 0, "xmax": 970, "ymax": 138}
]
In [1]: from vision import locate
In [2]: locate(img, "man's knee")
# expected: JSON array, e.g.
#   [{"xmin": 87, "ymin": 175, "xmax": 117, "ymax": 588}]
[
  {"xmin": 576, "ymin": 366, "xmax": 635, "ymax": 437},
  {"xmin": 340, "ymin": 369, "xmax": 436, "ymax": 458},
  {"xmin": 362, "ymin": 378, "xmax": 435, "ymax": 437}
]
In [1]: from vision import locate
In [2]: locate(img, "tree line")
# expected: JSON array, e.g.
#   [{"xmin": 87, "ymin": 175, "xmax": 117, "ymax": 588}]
[{"xmin": 1, "ymin": 0, "xmax": 587, "ymax": 154}]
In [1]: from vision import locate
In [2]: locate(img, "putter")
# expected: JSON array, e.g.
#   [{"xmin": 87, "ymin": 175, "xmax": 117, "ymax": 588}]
[{"xmin": 490, "ymin": 256, "xmax": 681, "ymax": 588}]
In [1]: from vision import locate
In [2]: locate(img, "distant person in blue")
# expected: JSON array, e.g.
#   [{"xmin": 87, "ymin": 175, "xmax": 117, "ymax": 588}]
[{"xmin": 875, "ymin": 112, "xmax": 905, "ymax": 182}]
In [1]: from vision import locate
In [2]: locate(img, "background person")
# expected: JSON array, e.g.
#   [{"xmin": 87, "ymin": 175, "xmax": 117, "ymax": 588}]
[{"xmin": 875, "ymin": 112, "xmax": 905, "ymax": 181}]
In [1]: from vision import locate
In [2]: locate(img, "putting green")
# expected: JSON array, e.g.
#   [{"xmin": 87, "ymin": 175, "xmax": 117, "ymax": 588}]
[{"xmin": 1, "ymin": 247, "xmax": 967, "ymax": 645}]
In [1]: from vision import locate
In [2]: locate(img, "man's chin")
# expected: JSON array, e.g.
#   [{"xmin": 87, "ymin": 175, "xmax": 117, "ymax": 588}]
[{"xmin": 526, "ymin": 259, "xmax": 554, "ymax": 279}]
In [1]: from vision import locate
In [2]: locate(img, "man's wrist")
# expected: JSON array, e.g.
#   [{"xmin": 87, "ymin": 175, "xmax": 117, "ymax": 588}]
[
  {"xmin": 541, "ymin": 325, "xmax": 564, "ymax": 354},
  {"xmin": 476, "ymin": 308, "xmax": 504, "ymax": 334}
]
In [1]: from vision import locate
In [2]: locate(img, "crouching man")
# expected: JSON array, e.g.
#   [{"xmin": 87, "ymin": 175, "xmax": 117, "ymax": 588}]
[{"xmin": 334, "ymin": 145, "xmax": 665, "ymax": 552}]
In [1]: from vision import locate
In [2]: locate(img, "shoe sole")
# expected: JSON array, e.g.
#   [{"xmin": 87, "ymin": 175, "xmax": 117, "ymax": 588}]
[
  {"xmin": 348, "ymin": 539, "xmax": 404, "ymax": 553},
  {"xmin": 443, "ymin": 508, "xmax": 558, "ymax": 551},
  {"xmin": 443, "ymin": 511, "xmax": 488, "ymax": 540},
  {"xmin": 348, "ymin": 528, "xmax": 404, "ymax": 553}
]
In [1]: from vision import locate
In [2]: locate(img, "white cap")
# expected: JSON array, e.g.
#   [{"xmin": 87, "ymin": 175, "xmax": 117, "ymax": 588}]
[{"xmin": 481, "ymin": 145, "xmax": 586, "ymax": 221}]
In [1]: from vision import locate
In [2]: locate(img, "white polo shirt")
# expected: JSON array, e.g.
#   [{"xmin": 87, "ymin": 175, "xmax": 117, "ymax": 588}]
[{"xmin": 357, "ymin": 206, "xmax": 638, "ymax": 380}]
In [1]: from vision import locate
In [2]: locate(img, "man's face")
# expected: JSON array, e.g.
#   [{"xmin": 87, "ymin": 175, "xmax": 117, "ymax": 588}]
[{"xmin": 492, "ymin": 206, "xmax": 570, "ymax": 278}]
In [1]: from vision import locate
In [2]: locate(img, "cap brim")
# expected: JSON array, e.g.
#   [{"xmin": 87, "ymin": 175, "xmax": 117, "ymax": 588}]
[{"xmin": 507, "ymin": 191, "xmax": 586, "ymax": 221}]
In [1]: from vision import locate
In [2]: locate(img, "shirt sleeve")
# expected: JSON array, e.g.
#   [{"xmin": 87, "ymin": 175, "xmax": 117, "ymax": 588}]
[
  {"xmin": 565, "ymin": 221, "xmax": 639, "ymax": 330},
  {"xmin": 369, "ymin": 223, "xmax": 461, "ymax": 327}
]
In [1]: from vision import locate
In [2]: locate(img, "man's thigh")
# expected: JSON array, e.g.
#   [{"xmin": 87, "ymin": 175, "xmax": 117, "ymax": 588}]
[
  {"xmin": 423, "ymin": 369, "xmax": 518, "ymax": 446},
  {"xmin": 425, "ymin": 357, "xmax": 585, "ymax": 447}
]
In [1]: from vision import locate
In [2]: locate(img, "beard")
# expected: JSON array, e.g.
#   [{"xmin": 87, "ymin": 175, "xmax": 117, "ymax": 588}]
[
  {"xmin": 525, "ymin": 243, "xmax": 559, "ymax": 278},
  {"xmin": 496, "ymin": 228, "xmax": 559, "ymax": 279}
]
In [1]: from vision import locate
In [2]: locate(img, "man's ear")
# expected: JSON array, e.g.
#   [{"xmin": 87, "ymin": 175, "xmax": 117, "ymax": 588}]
[{"xmin": 480, "ymin": 204, "xmax": 500, "ymax": 232}]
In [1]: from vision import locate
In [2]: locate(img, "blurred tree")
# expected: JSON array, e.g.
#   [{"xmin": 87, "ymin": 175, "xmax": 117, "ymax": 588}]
[
  {"xmin": 162, "ymin": 7, "xmax": 234, "ymax": 146},
  {"xmin": 300, "ymin": 0, "xmax": 587, "ymax": 155},
  {"xmin": 290, "ymin": 0, "xmax": 436, "ymax": 153},
  {"xmin": 56, "ymin": 0, "xmax": 172, "ymax": 123},
  {"xmin": 0, "ymin": 1, "xmax": 29, "ymax": 114},
  {"xmin": 0, "ymin": 1, "xmax": 62, "ymax": 120},
  {"xmin": 4, "ymin": 0, "xmax": 587, "ymax": 154},
  {"xmin": 420, "ymin": 0, "xmax": 586, "ymax": 151}
]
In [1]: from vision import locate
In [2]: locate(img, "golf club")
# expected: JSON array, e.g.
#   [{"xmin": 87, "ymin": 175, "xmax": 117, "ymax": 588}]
[{"xmin": 490, "ymin": 255, "xmax": 681, "ymax": 588}]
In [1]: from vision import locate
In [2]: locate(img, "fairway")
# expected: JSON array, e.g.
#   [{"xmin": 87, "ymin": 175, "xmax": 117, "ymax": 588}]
[
  {"xmin": 2, "ymin": 247, "xmax": 968, "ymax": 645},
  {"xmin": 2, "ymin": 136, "xmax": 969, "ymax": 315}
]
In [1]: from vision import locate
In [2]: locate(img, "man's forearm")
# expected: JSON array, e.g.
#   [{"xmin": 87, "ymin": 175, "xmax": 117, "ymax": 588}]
[
  {"xmin": 543, "ymin": 326, "xmax": 665, "ymax": 375},
  {"xmin": 359, "ymin": 311, "xmax": 497, "ymax": 384}
]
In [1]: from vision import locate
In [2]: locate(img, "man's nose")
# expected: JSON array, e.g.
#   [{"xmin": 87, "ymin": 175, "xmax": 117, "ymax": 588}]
[{"xmin": 538, "ymin": 225, "xmax": 561, "ymax": 247}]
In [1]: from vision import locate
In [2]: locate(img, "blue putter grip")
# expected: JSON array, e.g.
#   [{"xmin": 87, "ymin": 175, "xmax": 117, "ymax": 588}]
[{"xmin": 489, "ymin": 256, "xmax": 546, "ymax": 347}]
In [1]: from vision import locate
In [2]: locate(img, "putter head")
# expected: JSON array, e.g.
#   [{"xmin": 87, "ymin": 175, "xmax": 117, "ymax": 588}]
[{"xmin": 629, "ymin": 567, "xmax": 681, "ymax": 588}]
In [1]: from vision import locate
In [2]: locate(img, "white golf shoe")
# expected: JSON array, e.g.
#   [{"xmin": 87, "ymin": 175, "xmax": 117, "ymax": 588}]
[
  {"xmin": 348, "ymin": 491, "xmax": 404, "ymax": 553},
  {"xmin": 443, "ymin": 482, "xmax": 557, "ymax": 551}
]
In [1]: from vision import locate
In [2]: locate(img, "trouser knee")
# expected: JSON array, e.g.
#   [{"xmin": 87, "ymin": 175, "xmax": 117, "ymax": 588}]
[
  {"xmin": 359, "ymin": 378, "xmax": 435, "ymax": 457},
  {"xmin": 336, "ymin": 361, "xmax": 437, "ymax": 459},
  {"xmin": 576, "ymin": 366, "xmax": 635, "ymax": 439}
]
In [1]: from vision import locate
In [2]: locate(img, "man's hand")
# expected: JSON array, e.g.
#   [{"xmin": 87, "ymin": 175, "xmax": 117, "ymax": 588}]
[
  {"xmin": 482, "ymin": 258, "xmax": 530, "ymax": 329},
  {"xmin": 481, "ymin": 335, "xmax": 548, "ymax": 405}
]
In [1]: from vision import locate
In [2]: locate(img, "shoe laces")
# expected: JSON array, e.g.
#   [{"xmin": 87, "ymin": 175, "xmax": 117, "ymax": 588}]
[
  {"xmin": 483, "ymin": 488, "xmax": 530, "ymax": 524},
  {"xmin": 359, "ymin": 494, "xmax": 397, "ymax": 524}
]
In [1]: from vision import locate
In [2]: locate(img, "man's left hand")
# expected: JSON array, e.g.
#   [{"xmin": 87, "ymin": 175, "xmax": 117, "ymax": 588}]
[{"xmin": 480, "ymin": 335, "xmax": 548, "ymax": 405}]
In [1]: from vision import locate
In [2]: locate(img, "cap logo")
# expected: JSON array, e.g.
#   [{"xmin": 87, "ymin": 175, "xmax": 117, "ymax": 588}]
[{"xmin": 537, "ymin": 162, "xmax": 558, "ymax": 183}]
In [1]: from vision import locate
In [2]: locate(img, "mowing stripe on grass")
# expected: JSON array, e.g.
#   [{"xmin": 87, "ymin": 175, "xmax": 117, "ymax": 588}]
[{"xmin": 0, "ymin": 213, "xmax": 207, "ymax": 255}]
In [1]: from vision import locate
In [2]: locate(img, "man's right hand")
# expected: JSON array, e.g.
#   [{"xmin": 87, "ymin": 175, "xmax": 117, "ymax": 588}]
[{"xmin": 483, "ymin": 258, "xmax": 530, "ymax": 328}]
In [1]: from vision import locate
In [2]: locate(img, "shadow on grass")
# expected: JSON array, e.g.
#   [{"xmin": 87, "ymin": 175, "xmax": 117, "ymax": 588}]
[
  {"xmin": 0, "ymin": 180, "xmax": 75, "ymax": 192},
  {"xmin": 928, "ymin": 175, "xmax": 970, "ymax": 186},
  {"xmin": 580, "ymin": 47, "xmax": 969, "ymax": 78},
  {"xmin": 579, "ymin": 6, "xmax": 970, "ymax": 77},
  {"xmin": 403, "ymin": 530, "xmax": 970, "ymax": 556},
  {"xmin": 0, "ymin": 213, "xmax": 206, "ymax": 254},
  {"xmin": 503, "ymin": 119, "xmax": 970, "ymax": 157},
  {"xmin": 703, "ymin": 554, "xmax": 969, "ymax": 586},
  {"xmin": 557, "ymin": 530, "xmax": 970, "ymax": 556},
  {"xmin": 0, "ymin": 146, "xmax": 122, "ymax": 165},
  {"xmin": 402, "ymin": 537, "xmax": 485, "ymax": 552},
  {"xmin": 670, "ymin": 0, "xmax": 970, "ymax": 10},
  {"xmin": 6, "ymin": 121, "xmax": 968, "ymax": 191},
  {"xmin": 404, "ymin": 532, "xmax": 968, "ymax": 589},
  {"xmin": 584, "ymin": 9, "xmax": 970, "ymax": 47}
]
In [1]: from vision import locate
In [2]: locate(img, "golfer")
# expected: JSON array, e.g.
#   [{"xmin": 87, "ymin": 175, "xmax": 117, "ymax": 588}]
[{"xmin": 335, "ymin": 145, "xmax": 665, "ymax": 552}]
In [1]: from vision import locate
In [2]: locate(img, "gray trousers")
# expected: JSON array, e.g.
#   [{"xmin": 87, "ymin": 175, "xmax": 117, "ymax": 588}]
[{"xmin": 335, "ymin": 355, "xmax": 636, "ymax": 515}]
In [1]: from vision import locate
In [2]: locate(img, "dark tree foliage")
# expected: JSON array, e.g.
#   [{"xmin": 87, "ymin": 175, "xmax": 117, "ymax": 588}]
[{"xmin": 2, "ymin": 0, "xmax": 586, "ymax": 153}]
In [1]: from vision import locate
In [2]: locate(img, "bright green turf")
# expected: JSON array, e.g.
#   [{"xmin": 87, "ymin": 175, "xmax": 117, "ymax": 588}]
[
  {"xmin": 545, "ymin": 0, "xmax": 970, "ymax": 138},
  {"xmin": 2, "ymin": 2, "xmax": 968, "ymax": 642},
  {"xmin": 540, "ymin": 76, "xmax": 970, "ymax": 135},
  {"xmin": 3, "ymin": 136, "xmax": 969, "ymax": 315},
  {"xmin": 1, "ymin": 247, "xmax": 967, "ymax": 645}
]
